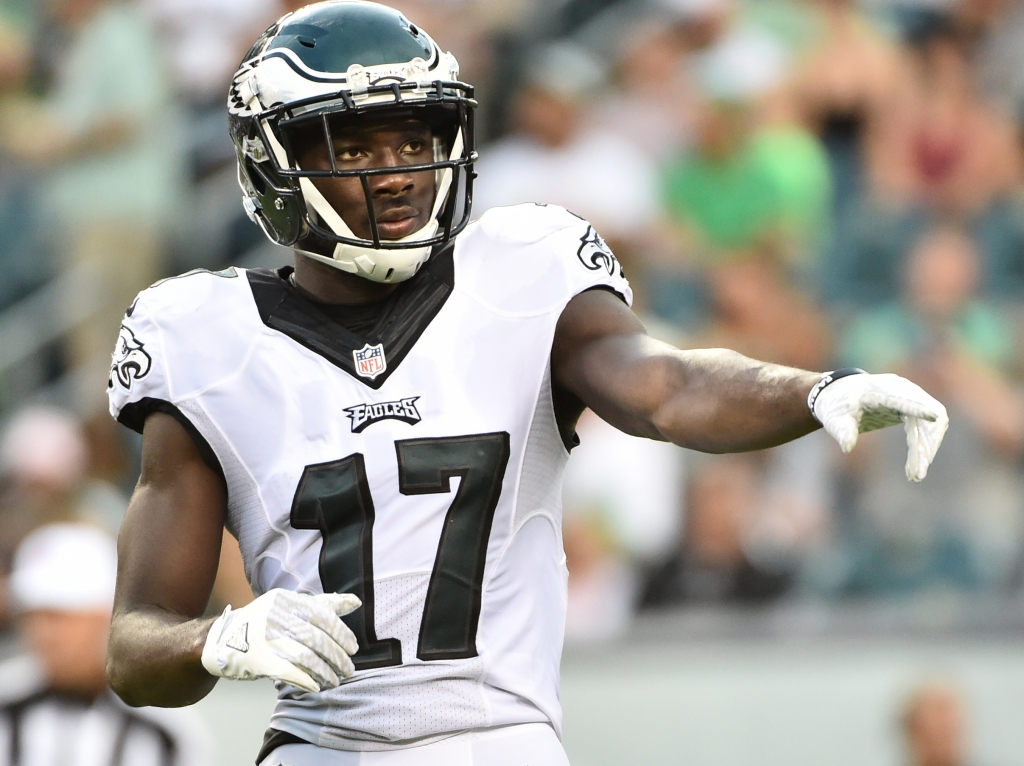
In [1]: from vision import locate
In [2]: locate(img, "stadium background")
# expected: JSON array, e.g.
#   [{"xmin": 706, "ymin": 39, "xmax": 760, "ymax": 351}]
[{"xmin": 2, "ymin": 0, "xmax": 1024, "ymax": 763}]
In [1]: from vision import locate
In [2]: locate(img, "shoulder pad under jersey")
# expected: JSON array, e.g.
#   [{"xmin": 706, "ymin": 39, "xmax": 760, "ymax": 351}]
[
  {"xmin": 107, "ymin": 268, "xmax": 260, "ymax": 429},
  {"xmin": 454, "ymin": 204, "xmax": 633, "ymax": 316}
]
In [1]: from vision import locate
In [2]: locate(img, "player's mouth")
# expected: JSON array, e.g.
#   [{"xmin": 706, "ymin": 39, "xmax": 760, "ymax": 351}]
[{"xmin": 374, "ymin": 206, "xmax": 423, "ymax": 240}]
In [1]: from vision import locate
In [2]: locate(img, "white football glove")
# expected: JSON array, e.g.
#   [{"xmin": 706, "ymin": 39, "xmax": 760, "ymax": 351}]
[
  {"xmin": 201, "ymin": 588, "xmax": 360, "ymax": 693},
  {"xmin": 810, "ymin": 370, "xmax": 949, "ymax": 482}
]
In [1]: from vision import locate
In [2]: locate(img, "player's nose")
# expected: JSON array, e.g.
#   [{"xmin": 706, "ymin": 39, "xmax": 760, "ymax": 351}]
[
  {"xmin": 369, "ymin": 169, "xmax": 416, "ymax": 198},
  {"xmin": 368, "ymin": 146, "xmax": 419, "ymax": 197}
]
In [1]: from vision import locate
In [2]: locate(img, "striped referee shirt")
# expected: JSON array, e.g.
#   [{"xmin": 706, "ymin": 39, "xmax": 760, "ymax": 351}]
[{"xmin": 0, "ymin": 655, "xmax": 209, "ymax": 766}]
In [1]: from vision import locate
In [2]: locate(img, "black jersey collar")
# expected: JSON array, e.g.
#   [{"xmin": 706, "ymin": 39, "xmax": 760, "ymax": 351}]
[{"xmin": 246, "ymin": 242, "xmax": 455, "ymax": 389}]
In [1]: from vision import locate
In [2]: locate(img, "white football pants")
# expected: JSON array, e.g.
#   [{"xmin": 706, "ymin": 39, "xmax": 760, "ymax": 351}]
[{"xmin": 259, "ymin": 723, "xmax": 570, "ymax": 766}]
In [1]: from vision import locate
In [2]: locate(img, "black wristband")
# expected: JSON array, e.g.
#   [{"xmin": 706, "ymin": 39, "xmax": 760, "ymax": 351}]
[{"xmin": 807, "ymin": 367, "xmax": 867, "ymax": 417}]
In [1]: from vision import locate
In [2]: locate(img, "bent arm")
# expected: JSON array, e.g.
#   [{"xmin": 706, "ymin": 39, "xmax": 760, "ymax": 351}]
[
  {"xmin": 108, "ymin": 412, "xmax": 227, "ymax": 707},
  {"xmin": 551, "ymin": 289, "xmax": 822, "ymax": 453}
]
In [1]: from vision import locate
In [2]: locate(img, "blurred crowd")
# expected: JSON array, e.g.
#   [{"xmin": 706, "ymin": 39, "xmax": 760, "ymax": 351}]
[
  {"xmin": 519, "ymin": 0, "xmax": 1024, "ymax": 638},
  {"xmin": 3, "ymin": 0, "xmax": 1024, "ymax": 647}
]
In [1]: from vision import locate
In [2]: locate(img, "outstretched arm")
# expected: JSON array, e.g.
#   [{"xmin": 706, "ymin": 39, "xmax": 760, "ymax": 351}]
[
  {"xmin": 551, "ymin": 289, "xmax": 821, "ymax": 453},
  {"xmin": 552, "ymin": 289, "xmax": 947, "ymax": 478},
  {"xmin": 108, "ymin": 412, "xmax": 225, "ymax": 707}
]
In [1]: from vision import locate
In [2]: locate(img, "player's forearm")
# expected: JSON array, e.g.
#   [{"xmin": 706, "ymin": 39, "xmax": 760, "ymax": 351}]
[
  {"xmin": 649, "ymin": 348, "xmax": 821, "ymax": 452},
  {"xmin": 554, "ymin": 292, "xmax": 823, "ymax": 450},
  {"xmin": 108, "ymin": 608, "xmax": 219, "ymax": 707}
]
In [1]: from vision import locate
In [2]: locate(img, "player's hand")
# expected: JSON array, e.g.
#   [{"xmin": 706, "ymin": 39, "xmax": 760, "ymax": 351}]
[
  {"xmin": 810, "ymin": 371, "xmax": 949, "ymax": 482},
  {"xmin": 200, "ymin": 588, "xmax": 360, "ymax": 693}
]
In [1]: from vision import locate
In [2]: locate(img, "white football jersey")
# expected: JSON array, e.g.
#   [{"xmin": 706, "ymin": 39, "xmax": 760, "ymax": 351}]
[{"xmin": 108, "ymin": 204, "xmax": 632, "ymax": 751}]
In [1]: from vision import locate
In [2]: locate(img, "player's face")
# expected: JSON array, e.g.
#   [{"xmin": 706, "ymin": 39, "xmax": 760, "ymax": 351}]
[{"xmin": 298, "ymin": 118, "xmax": 437, "ymax": 241}]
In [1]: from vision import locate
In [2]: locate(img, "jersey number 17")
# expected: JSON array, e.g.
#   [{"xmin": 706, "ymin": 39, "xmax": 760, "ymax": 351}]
[{"xmin": 289, "ymin": 432, "xmax": 510, "ymax": 670}]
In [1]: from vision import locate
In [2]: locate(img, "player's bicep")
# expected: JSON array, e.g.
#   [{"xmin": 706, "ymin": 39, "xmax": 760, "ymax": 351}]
[
  {"xmin": 114, "ymin": 412, "xmax": 227, "ymax": 620},
  {"xmin": 552, "ymin": 289, "xmax": 683, "ymax": 440}
]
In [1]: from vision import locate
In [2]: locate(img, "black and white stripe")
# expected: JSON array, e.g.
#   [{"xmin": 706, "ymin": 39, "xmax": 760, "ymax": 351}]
[{"xmin": 0, "ymin": 657, "xmax": 206, "ymax": 766}]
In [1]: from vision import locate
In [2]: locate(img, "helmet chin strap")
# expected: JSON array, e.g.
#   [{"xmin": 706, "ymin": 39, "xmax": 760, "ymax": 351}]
[
  {"xmin": 293, "ymin": 128, "xmax": 464, "ymax": 283},
  {"xmin": 297, "ymin": 177, "xmax": 434, "ymax": 280}
]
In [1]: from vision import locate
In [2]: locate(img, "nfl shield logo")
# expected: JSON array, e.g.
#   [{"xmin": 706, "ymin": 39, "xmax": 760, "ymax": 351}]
[{"xmin": 353, "ymin": 343, "xmax": 387, "ymax": 380}]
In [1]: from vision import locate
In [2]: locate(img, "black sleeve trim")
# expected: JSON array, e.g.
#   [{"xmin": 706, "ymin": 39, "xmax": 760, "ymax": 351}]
[
  {"xmin": 579, "ymin": 283, "xmax": 629, "ymax": 305},
  {"xmin": 117, "ymin": 397, "xmax": 224, "ymax": 480}
]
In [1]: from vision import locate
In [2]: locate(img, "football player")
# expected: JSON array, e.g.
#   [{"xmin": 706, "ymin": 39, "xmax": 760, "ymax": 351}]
[{"xmin": 104, "ymin": 3, "xmax": 949, "ymax": 765}]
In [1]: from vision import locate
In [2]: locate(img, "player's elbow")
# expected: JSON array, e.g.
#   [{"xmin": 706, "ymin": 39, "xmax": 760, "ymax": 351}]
[
  {"xmin": 106, "ymin": 613, "xmax": 218, "ymax": 708},
  {"xmin": 106, "ymin": 622, "xmax": 149, "ymax": 707},
  {"xmin": 106, "ymin": 649, "xmax": 145, "ymax": 707}
]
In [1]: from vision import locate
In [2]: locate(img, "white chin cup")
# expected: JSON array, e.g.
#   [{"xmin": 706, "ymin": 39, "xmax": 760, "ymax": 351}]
[
  {"xmin": 297, "ymin": 176, "xmax": 439, "ymax": 283},
  {"xmin": 297, "ymin": 238, "xmax": 435, "ymax": 283}
]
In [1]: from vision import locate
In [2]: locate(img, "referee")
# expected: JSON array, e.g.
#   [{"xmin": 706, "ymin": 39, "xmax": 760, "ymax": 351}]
[{"xmin": 0, "ymin": 524, "xmax": 211, "ymax": 766}]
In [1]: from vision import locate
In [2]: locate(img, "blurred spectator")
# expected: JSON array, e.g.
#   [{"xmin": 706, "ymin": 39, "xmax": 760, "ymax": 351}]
[
  {"xmin": 0, "ymin": 0, "xmax": 185, "ymax": 395},
  {"xmin": 0, "ymin": 5, "xmax": 52, "ymax": 313},
  {"xmin": 642, "ymin": 455, "xmax": 794, "ymax": 606},
  {"xmin": 794, "ymin": 5, "xmax": 1024, "ymax": 308},
  {"xmin": 140, "ymin": 0, "xmax": 280, "ymax": 174},
  {"xmin": 788, "ymin": 0, "xmax": 908, "ymax": 215},
  {"xmin": 701, "ymin": 253, "xmax": 832, "ymax": 371},
  {"xmin": 660, "ymin": 21, "xmax": 830, "ymax": 268},
  {"xmin": 473, "ymin": 41, "xmax": 659, "ymax": 244},
  {"xmin": 138, "ymin": 0, "xmax": 281, "ymax": 275},
  {"xmin": 784, "ymin": 0, "xmax": 910, "ymax": 305},
  {"xmin": 0, "ymin": 407, "xmax": 88, "ymax": 530},
  {"xmin": 0, "ymin": 405, "xmax": 253, "ymax": 621},
  {"xmin": 840, "ymin": 225, "xmax": 1024, "ymax": 593},
  {"xmin": 0, "ymin": 407, "xmax": 129, "ymax": 624},
  {"xmin": 0, "ymin": 523, "xmax": 211, "ymax": 765},
  {"xmin": 591, "ymin": 20, "xmax": 698, "ymax": 162},
  {"xmin": 0, "ymin": 403, "xmax": 129, "ymax": 540},
  {"xmin": 743, "ymin": 431, "xmax": 838, "ymax": 593},
  {"xmin": 871, "ymin": 18, "xmax": 1021, "ymax": 217},
  {"xmin": 826, "ymin": 9, "xmax": 1024, "ymax": 310},
  {"xmin": 902, "ymin": 682, "xmax": 969, "ymax": 766},
  {"xmin": 0, "ymin": 0, "xmax": 35, "ymax": 92},
  {"xmin": 564, "ymin": 411, "xmax": 685, "ymax": 562},
  {"xmin": 141, "ymin": 0, "xmax": 278, "ymax": 109},
  {"xmin": 562, "ymin": 411, "xmax": 684, "ymax": 641}
]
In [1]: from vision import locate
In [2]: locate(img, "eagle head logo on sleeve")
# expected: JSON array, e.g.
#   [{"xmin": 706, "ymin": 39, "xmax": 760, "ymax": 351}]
[
  {"xmin": 109, "ymin": 325, "xmax": 153, "ymax": 390},
  {"xmin": 576, "ymin": 225, "xmax": 622, "ymax": 278}
]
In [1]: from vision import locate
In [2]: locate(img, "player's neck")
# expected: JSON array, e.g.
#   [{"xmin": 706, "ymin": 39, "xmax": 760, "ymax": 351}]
[{"xmin": 291, "ymin": 251, "xmax": 400, "ymax": 305}]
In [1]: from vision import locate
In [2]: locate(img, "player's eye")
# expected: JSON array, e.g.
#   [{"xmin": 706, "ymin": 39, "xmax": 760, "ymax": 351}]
[
  {"xmin": 400, "ymin": 139, "xmax": 427, "ymax": 156},
  {"xmin": 334, "ymin": 145, "xmax": 367, "ymax": 161}
]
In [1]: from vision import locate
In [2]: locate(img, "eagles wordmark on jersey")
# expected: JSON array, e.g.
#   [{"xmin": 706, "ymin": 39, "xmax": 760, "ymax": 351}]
[{"xmin": 108, "ymin": 204, "xmax": 632, "ymax": 751}]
